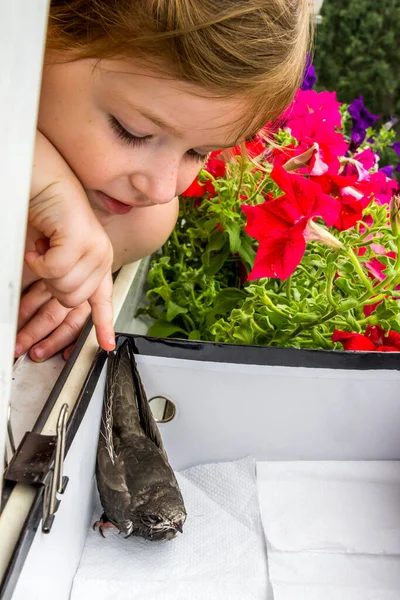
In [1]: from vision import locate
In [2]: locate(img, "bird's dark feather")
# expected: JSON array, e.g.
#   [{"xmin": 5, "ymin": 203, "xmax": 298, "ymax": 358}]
[{"xmin": 95, "ymin": 338, "xmax": 186, "ymax": 540}]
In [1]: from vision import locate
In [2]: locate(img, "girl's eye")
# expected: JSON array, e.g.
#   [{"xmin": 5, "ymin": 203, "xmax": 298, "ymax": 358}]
[
  {"xmin": 109, "ymin": 115, "xmax": 151, "ymax": 147},
  {"xmin": 186, "ymin": 148, "xmax": 210, "ymax": 162},
  {"xmin": 109, "ymin": 115, "xmax": 209, "ymax": 162}
]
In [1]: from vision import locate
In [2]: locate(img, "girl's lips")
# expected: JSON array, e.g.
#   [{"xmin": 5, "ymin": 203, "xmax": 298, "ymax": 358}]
[{"xmin": 95, "ymin": 191, "xmax": 133, "ymax": 214}]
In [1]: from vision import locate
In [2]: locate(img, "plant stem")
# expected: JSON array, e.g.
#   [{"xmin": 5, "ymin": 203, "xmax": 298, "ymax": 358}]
[
  {"xmin": 250, "ymin": 318, "xmax": 270, "ymax": 335},
  {"xmin": 261, "ymin": 293, "xmax": 288, "ymax": 317},
  {"xmin": 286, "ymin": 276, "xmax": 293, "ymax": 302},
  {"xmin": 394, "ymin": 236, "xmax": 400, "ymax": 271},
  {"xmin": 345, "ymin": 247, "xmax": 373, "ymax": 292},
  {"xmin": 326, "ymin": 269, "xmax": 336, "ymax": 307},
  {"xmin": 288, "ymin": 308, "xmax": 338, "ymax": 341}
]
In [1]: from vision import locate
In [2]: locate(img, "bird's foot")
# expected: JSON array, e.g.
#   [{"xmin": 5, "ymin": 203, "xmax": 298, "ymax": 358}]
[{"xmin": 93, "ymin": 513, "xmax": 116, "ymax": 538}]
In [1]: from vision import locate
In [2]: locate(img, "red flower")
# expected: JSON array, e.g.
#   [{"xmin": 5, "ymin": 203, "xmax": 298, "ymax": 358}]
[
  {"xmin": 181, "ymin": 157, "xmax": 226, "ymax": 198},
  {"xmin": 310, "ymin": 171, "xmax": 388, "ymax": 231},
  {"xmin": 182, "ymin": 178, "xmax": 206, "ymax": 198},
  {"xmin": 242, "ymin": 164, "xmax": 340, "ymax": 279},
  {"xmin": 230, "ymin": 135, "xmax": 266, "ymax": 159},
  {"xmin": 333, "ymin": 326, "xmax": 400, "ymax": 352},
  {"xmin": 334, "ymin": 192, "xmax": 372, "ymax": 231}
]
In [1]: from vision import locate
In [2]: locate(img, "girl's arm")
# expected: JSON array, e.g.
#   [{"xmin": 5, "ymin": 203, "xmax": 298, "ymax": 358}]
[
  {"xmin": 25, "ymin": 130, "xmax": 115, "ymax": 350},
  {"xmin": 16, "ymin": 198, "xmax": 179, "ymax": 362}
]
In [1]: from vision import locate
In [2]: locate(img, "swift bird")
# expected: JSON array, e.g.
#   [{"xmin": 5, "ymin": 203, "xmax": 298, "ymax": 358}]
[{"xmin": 94, "ymin": 338, "xmax": 186, "ymax": 541}]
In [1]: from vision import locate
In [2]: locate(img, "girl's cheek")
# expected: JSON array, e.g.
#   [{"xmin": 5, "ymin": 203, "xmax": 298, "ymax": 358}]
[{"xmin": 177, "ymin": 163, "xmax": 204, "ymax": 196}]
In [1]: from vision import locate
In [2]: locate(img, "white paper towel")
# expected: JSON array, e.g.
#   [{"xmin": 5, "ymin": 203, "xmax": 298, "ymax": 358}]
[
  {"xmin": 71, "ymin": 457, "xmax": 270, "ymax": 600},
  {"xmin": 257, "ymin": 461, "xmax": 400, "ymax": 600}
]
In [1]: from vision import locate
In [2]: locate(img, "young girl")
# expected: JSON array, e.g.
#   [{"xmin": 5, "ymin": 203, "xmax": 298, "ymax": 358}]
[{"xmin": 17, "ymin": 0, "xmax": 311, "ymax": 362}]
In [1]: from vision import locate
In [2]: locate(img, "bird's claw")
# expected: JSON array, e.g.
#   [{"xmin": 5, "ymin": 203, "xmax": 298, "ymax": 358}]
[{"xmin": 93, "ymin": 517, "xmax": 116, "ymax": 538}]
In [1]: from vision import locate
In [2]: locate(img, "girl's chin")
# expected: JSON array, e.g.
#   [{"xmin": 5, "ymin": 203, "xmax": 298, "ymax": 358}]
[{"xmin": 91, "ymin": 205, "xmax": 115, "ymax": 225}]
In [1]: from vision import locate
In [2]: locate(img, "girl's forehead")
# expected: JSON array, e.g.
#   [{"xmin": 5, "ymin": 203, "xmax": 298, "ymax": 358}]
[{"xmin": 97, "ymin": 59, "xmax": 250, "ymax": 143}]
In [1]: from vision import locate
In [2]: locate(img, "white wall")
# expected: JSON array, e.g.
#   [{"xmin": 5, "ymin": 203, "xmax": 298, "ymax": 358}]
[{"xmin": 0, "ymin": 1, "xmax": 49, "ymax": 478}]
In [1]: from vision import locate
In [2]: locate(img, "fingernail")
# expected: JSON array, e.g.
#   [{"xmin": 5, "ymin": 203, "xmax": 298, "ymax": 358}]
[
  {"xmin": 33, "ymin": 347, "xmax": 45, "ymax": 359},
  {"xmin": 14, "ymin": 344, "xmax": 22, "ymax": 356},
  {"xmin": 108, "ymin": 337, "xmax": 116, "ymax": 349}
]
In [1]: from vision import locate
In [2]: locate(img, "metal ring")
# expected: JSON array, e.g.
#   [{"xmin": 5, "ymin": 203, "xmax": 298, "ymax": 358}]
[{"xmin": 148, "ymin": 396, "xmax": 176, "ymax": 423}]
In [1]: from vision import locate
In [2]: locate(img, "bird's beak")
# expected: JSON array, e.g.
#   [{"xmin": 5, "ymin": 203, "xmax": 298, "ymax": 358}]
[{"xmin": 174, "ymin": 521, "xmax": 183, "ymax": 533}]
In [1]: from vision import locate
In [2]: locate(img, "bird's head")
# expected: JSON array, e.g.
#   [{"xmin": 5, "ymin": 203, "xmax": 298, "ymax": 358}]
[
  {"xmin": 129, "ymin": 489, "xmax": 187, "ymax": 541},
  {"xmin": 138, "ymin": 508, "xmax": 186, "ymax": 541}
]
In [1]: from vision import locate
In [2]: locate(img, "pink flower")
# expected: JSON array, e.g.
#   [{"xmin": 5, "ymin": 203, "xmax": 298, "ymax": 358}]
[
  {"xmin": 341, "ymin": 148, "xmax": 378, "ymax": 181},
  {"xmin": 282, "ymin": 90, "xmax": 343, "ymax": 130},
  {"xmin": 287, "ymin": 112, "xmax": 348, "ymax": 158},
  {"xmin": 367, "ymin": 171, "xmax": 398, "ymax": 205}
]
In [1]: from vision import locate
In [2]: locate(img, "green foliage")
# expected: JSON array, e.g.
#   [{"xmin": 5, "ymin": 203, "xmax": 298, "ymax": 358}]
[
  {"xmin": 138, "ymin": 157, "xmax": 400, "ymax": 349},
  {"xmin": 315, "ymin": 0, "xmax": 400, "ymax": 120},
  {"xmin": 314, "ymin": 0, "xmax": 400, "ymax": 170}
]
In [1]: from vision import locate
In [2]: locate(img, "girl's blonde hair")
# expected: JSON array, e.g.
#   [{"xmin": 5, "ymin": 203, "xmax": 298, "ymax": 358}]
[{"xmin": 47, "ymin": 0, "xmax": 311, "ymax": 140}]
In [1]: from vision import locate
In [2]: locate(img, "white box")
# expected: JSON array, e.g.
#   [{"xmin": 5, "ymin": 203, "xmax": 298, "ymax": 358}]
[{"xmin": 3, "ymin": 333, "xmax": 400, "ymax": 599}]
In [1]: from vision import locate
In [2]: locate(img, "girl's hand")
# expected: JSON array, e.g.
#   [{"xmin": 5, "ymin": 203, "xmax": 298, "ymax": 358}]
[
  {"xmin": 16, "ymin": 280, "xmax": 91, "ymax": 362},
  {"xmin": 27, "ymin": 131, "xmax": 115, "ymax": 351}
]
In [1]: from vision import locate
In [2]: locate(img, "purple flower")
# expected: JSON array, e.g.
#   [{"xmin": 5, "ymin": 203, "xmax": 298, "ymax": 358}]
[
  {"xmin": 348, "ymin": 96, "xmax": 379, "ymax": 151},
  {"xmin": 391, "ymin": 143, "xmax": 400, "ymax": 174},
  {"xmin": 393, "ymin": 142, "xmax": 400, "ymax": 157},
  {"xmin": 300, "ymin": 54, "xmax": 317, "ymax": 91},
  {"xmin": 350, "ymin": 129, "xmax": 367, "ymax": 148},
  {"xmin": 380, "ymin": 165, "xmax": 394, "ymax": 178},
  {"xmin": 348, "ymin": 96, "xmax": 379, "ymax": 131}
]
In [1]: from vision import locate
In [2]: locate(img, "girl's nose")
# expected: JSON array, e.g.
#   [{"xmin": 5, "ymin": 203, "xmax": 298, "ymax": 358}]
[{"xmin": 129, "ymin": 157, "xmax": 179, "ymax": 205}]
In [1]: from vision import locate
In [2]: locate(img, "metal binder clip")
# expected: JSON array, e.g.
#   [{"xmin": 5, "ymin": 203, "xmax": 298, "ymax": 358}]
[
  {"xmin": 42, "ymin": 404, "xmax": 69, "ymax": 533},
  {"xmin": 3, "ymin": 404, "xmax": 16, "ymax": 471},
  {"xmin": 7, "ymin": 404, "xmax": 16, "ymax": 457}
]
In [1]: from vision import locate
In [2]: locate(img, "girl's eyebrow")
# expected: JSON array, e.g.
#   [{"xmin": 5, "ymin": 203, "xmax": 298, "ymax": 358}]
[
  {"xmin": 119, "ymin": 98, "xmax": 184, "ymax": 137},
  {"xmin": 117, "ymin": 97, "xmax": 240, "ymax": 148}
]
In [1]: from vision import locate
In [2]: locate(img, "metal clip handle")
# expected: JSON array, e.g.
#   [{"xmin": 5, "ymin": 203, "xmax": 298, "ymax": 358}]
[
  {"xmin": 42, "ymin": 404, "xmax": 69, "ymax": 533},
  {"xmin": 3, "ymin": 404, "xmax": 16, "ymax": 471}
]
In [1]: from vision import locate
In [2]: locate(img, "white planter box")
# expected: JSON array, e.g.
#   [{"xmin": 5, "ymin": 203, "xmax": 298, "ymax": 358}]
[{"xmin": 3, "ymin": 327, "xmax": 400, "ymax": 598}]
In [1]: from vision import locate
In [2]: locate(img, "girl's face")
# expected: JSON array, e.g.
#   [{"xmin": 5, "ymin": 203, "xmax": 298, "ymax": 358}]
[{"xmin": 38, "ymin": 58, "xmax": 246, "ymax": 222}]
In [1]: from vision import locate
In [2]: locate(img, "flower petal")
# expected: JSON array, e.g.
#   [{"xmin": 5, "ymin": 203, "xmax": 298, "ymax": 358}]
[
  {"xmin": 248, "ymin": 221, "xmax": 307, "ymax": 280},
  {"xmin": 332, "ymin": 330, "xmax": 376, "ymax": 351},
  {"xmin": 242, "ymin": 202, "xmax": 292, "ymax": 239}
]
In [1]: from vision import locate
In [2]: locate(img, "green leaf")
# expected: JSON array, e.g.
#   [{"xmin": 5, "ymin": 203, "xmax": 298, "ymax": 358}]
[
  {"xmin": 166, "ymin": 300, "xmax": 188, "ymax": 322},
  {"xmin": 311, "ymin": 328, "xmax": 332, "ymax": 350},
  {"xmin": 339, "ymin": 298, "xmax": 358, "ymax": 312},
  {"xmin": 203, "ymin": 218, "xmax": 221, "ymax": 233},
  {"xmin": 224, "ymin": 221, "xmax": 241, "ymax": 253},
  {"xmin": 147, "ymin": 320, "xmax": 187, "ymax": 338},
  {"xmin": 212, "ymin": 288, "xmax": 247, "ymax": 314},
  {"xmin": 237, "ymin": 236, "xmax": 256, "ymax": 268},
  {"xmin": 206, "ymin": 230, "xmax": 227, "ymax": 253},
  {"xmin": 374, "ymin": 300, "xmax": 398, "ymax": 321},
  {"xmin": 203, "ymin": 249, "xmax": 230, "ymax": 276},
  {"xmin": 188, "ymin": 330, "xmax": 201, "ymax": 340},
  {"xmin": 334, "ymin": 277, "xmax": 356, "ymax": 295},
  {"xmin": 292, "ymin": 312, "xmax": 319, "ymax": 323}
]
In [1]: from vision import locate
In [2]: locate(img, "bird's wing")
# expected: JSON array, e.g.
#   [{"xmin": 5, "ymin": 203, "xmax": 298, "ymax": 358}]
[
  {"xmin": 97, "ymin": 444, "xmax": 132, "ymax": 493},
  {"xmin": 102, "ymin": 340, "xmax": 146, "ymax": 446},
  {"xmin": 126, "ymin": 338, "xmax": 167, "ymax": 456},
  {"xmin": 101, "ymin": 338, "xmax": 167, "ymax": 463}
]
